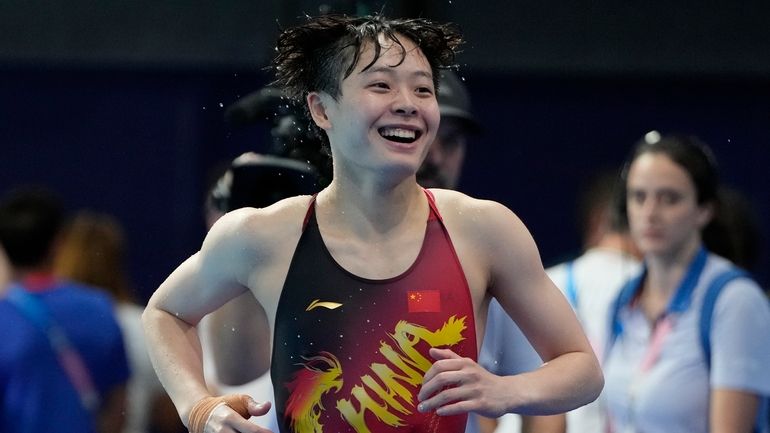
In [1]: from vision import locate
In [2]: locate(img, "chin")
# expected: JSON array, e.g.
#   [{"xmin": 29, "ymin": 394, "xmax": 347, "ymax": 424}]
[{"xmin": 638, "ymin": 240, "xmax": 671, "ymax": 257}]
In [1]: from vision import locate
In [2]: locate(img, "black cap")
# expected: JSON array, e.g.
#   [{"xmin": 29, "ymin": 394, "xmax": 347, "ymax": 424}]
[
  {"xmin": 437, "ymin": 71, "xmax": 482, "ymax": 134},
  {"xmin": 209, "ymin": 153, "xmax": 319, "ymax": 212}
]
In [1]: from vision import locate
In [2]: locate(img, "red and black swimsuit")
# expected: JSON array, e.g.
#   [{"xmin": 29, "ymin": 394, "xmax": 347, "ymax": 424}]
[{"xmin": 271, "ymin": 190, "xmax": 477, "ymax": 433}]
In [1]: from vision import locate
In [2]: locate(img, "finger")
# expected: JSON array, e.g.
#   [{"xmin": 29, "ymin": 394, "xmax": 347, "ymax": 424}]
[
  {"xmin": 434, "ymin": 399, "xmax": 476, "ymax": 417},
  {"xmin": 215, "ymin": 405, "xmax": 274, "ymax": 433},
  {"xmin": 421, "ymin": 356, "xmax": 468, "ymax": 385},
  {"xmin": 418, "ymin": 384, "xmax": 472, "ymax": 414},
  {"xmin": 418, "ymin": 369, "xmax": 466, "ymax": 402},
  {"xmin": 429, "ymin": 347, "xmax": 460, "ymax": 360},
  {"xmin": 247, "ymin": 400, "xmax": 272, "ymax": 417}
]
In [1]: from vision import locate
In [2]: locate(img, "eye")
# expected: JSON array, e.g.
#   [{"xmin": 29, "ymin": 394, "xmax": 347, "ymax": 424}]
[
  {"xmin": 416, "ymin": 86, "xmax": 434, "ymax": 96},
  {"xmin": 660, "ymin": 191, "xmax": 682, "ymax": 205},
  {"xmin": 628, "ymin": 190, "xmax": 645, "ymax": 205},
  {"xmin": 369, "ymin": 82, "xmax": 390, "ymax": 91}
]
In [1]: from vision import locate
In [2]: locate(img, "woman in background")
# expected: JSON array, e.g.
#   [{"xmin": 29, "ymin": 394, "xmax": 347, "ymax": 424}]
[
  {"xmin": 603, "ymin": 134, "xmax": 770, "ymax": 433},
  {"xmin": 55, "ymin": 211, "xmax": 184, "ymax": 433}
]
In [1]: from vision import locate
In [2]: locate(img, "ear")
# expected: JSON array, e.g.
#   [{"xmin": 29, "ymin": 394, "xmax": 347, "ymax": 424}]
[
  {"xmin": 696, "ymin": 201, "xmax": 715, "ymax": 229},
  {"xmin": 307, "ymin": 91, "xmax": 332, "ymax": 131}
]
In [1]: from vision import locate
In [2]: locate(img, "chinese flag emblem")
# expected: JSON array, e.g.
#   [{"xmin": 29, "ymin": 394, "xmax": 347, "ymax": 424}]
[{"xmin": 407, "ymin": 290, "xmax": 441, "ymax": 313}]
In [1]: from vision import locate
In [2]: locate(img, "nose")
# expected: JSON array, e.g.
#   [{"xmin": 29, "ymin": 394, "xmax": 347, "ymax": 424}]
[{"xmin": 392, "ymin": 89, "xmax": 418, "ymax": 116}]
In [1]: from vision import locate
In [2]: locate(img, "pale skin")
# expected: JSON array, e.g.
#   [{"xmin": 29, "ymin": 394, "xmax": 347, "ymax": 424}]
[
  {"xmin": 143, "ymin": 33, "xmax": 602, "ymax": 433},
  {"xmin": 626, "ymin": 152, "xmax": 761, "ymax": 433}
]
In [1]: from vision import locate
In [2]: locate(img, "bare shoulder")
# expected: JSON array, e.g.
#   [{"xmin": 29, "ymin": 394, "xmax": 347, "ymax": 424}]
[
  {"xmin": 200, "ymin": 195, "xmax": 313, "ymax": 272},
  {"xmin": 428, "ymin": 188, "xmax": 526, "ymax": 243}
]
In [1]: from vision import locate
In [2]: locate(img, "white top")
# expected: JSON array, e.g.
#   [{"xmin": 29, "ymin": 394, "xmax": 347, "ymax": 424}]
[
  {"xmin": 116, "ymin": 302, "xmax": 166, "ymax": 433},
  {"xmin": 547, "ymin": 248, "xmax": 641, "ymax": 360},
  {"xmin": 603, "ymin": 252, "xmax": 770, "ymax": 433}
]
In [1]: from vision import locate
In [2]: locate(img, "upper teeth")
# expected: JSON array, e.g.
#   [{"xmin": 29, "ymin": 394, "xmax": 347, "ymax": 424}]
[{"xmin": 381, "ymin": 128, "xmax": 416, "ymax": 139}]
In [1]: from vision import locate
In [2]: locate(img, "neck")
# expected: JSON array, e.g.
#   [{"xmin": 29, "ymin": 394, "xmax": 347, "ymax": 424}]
[
  {"xmin": 644, "ymin": 237, "xmax": 702, "ymax": 296},
  {"xmin": 318, "ymin": 178, "xmax": 425, "ymax": 238}
]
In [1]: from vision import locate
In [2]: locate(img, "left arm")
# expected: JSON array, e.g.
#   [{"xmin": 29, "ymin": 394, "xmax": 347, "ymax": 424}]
[
  {"xmin": 709, "ymin": 278, "xmax": 770, "ymax": 433},
  {"xmin": 710, "ymin": 389, "xmax": 759, "ymax": 433},
  {"xmin": 418, "ymin": 197, "xmax": 603, "ymax": 417}
]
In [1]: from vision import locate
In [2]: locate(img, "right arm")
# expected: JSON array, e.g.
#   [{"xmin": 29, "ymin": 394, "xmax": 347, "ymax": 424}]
[{"xmin": 142, "ymin": 209, "xmax": 268, "ymax": 428}]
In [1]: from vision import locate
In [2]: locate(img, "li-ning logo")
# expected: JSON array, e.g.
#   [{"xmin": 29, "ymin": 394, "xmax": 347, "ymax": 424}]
[{"xmin": 305, "ymin": 299, "xmax": 343, "ymax": 311}]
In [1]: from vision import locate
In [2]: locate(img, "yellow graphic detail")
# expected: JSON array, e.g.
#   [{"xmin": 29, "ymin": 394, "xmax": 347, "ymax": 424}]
[
  {"xmin": 284, "ymin": 352, "xmax": 343, "ymax": 433},
  {"xmin": 336, "ymin": 315, "xmax": 467, "ymax": 433},
  {"xmin": 305, "ymin": 299, "xmax": 343, "ymax": 311}
]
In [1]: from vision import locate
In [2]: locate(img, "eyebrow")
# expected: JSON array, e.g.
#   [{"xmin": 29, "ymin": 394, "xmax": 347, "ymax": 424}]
[{"xmin": 361, "ymin": 66, "xmax": 433, "ymax": 81}]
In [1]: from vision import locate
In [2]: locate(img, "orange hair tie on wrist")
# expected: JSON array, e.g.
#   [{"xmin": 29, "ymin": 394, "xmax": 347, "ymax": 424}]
[{"xmin": 188, "ymin": 394, "xmax": 252, "ymax": 433}]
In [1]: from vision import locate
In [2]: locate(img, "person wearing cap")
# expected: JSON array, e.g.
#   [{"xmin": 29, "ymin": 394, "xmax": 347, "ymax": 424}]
[{"xmin": 417, "ymin": 70, "xmax": 481, "ymax": 190}]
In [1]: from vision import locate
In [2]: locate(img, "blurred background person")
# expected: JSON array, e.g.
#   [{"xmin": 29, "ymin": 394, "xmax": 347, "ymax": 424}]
[
  {"xmin": 603, "ymin": 134, "xmax": 770, "ymax": 433},
  {"xmin": 417, "ymin": 69, "xmax": 481, "ymax": 190},
  {"xmin": 543, "ymin": 168, "xmax": 640, "ymax": 433},
  {"xmin": 480, "ymin": 167, "xmax": 641, "ymax": 433},
  {"xmin": 550, "ymin": 168, "xmax": 641, "ymax": 361},
  {"xmin": 0, "ymin": 186, "xmax": 130, "ymax": 433},
  {"xmin": 54, "ymin": 210, "xmax": 186, "ymax": 433}
]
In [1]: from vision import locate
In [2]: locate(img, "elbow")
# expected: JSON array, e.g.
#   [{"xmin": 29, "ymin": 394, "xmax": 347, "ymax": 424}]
[
  {"xmin": 581, "ymin": 359, "xmax": 604, "ymax": 406},
  {"xmin": 590, "ymin": 367, "xmax": 605, "ymax": 404}
]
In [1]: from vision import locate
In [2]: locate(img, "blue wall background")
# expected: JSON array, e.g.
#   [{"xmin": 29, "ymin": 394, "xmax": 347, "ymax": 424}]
[{"xmin": 2, "ymin": 1, "xmax": 769, "ymax": 300}]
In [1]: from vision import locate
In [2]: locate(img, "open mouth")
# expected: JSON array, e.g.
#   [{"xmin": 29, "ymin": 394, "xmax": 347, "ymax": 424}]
[{"xmin": 378, "ymin": 127, "xmax": 421, "ymax": 144}]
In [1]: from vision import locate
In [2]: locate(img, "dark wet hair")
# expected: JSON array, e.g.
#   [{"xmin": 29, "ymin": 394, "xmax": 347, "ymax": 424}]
[
  {"xmin": 271, "ymin": 14, "xmax": 463, "ymax": 146},
  {"xmin": 622, "ymin": 133, "xmax": 719, "ymax": 205}
]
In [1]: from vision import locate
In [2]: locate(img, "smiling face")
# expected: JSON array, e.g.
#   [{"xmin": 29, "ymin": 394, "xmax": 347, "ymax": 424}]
[
  {"xmin": 626, "ymin": 152, "xmax": 713, "ymax": 260},
  {"xmin": 307, "ymin": 33, "xmax": 440, "ymax": 183}
]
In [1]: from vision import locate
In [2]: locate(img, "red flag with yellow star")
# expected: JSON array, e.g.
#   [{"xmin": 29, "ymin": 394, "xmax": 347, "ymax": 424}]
[{"xmin": 407, "ymin": 290, "xmax": 441, "ymax": 313}]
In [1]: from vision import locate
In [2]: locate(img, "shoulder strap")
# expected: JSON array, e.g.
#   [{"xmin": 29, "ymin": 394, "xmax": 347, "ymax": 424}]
[
  {"xmin": 699, "ymin": 268, "xmax": 750, "ymax": 369},
  {"xmin": 6, "ymin": 285, "xmax": 101, "ymax": 413}
]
